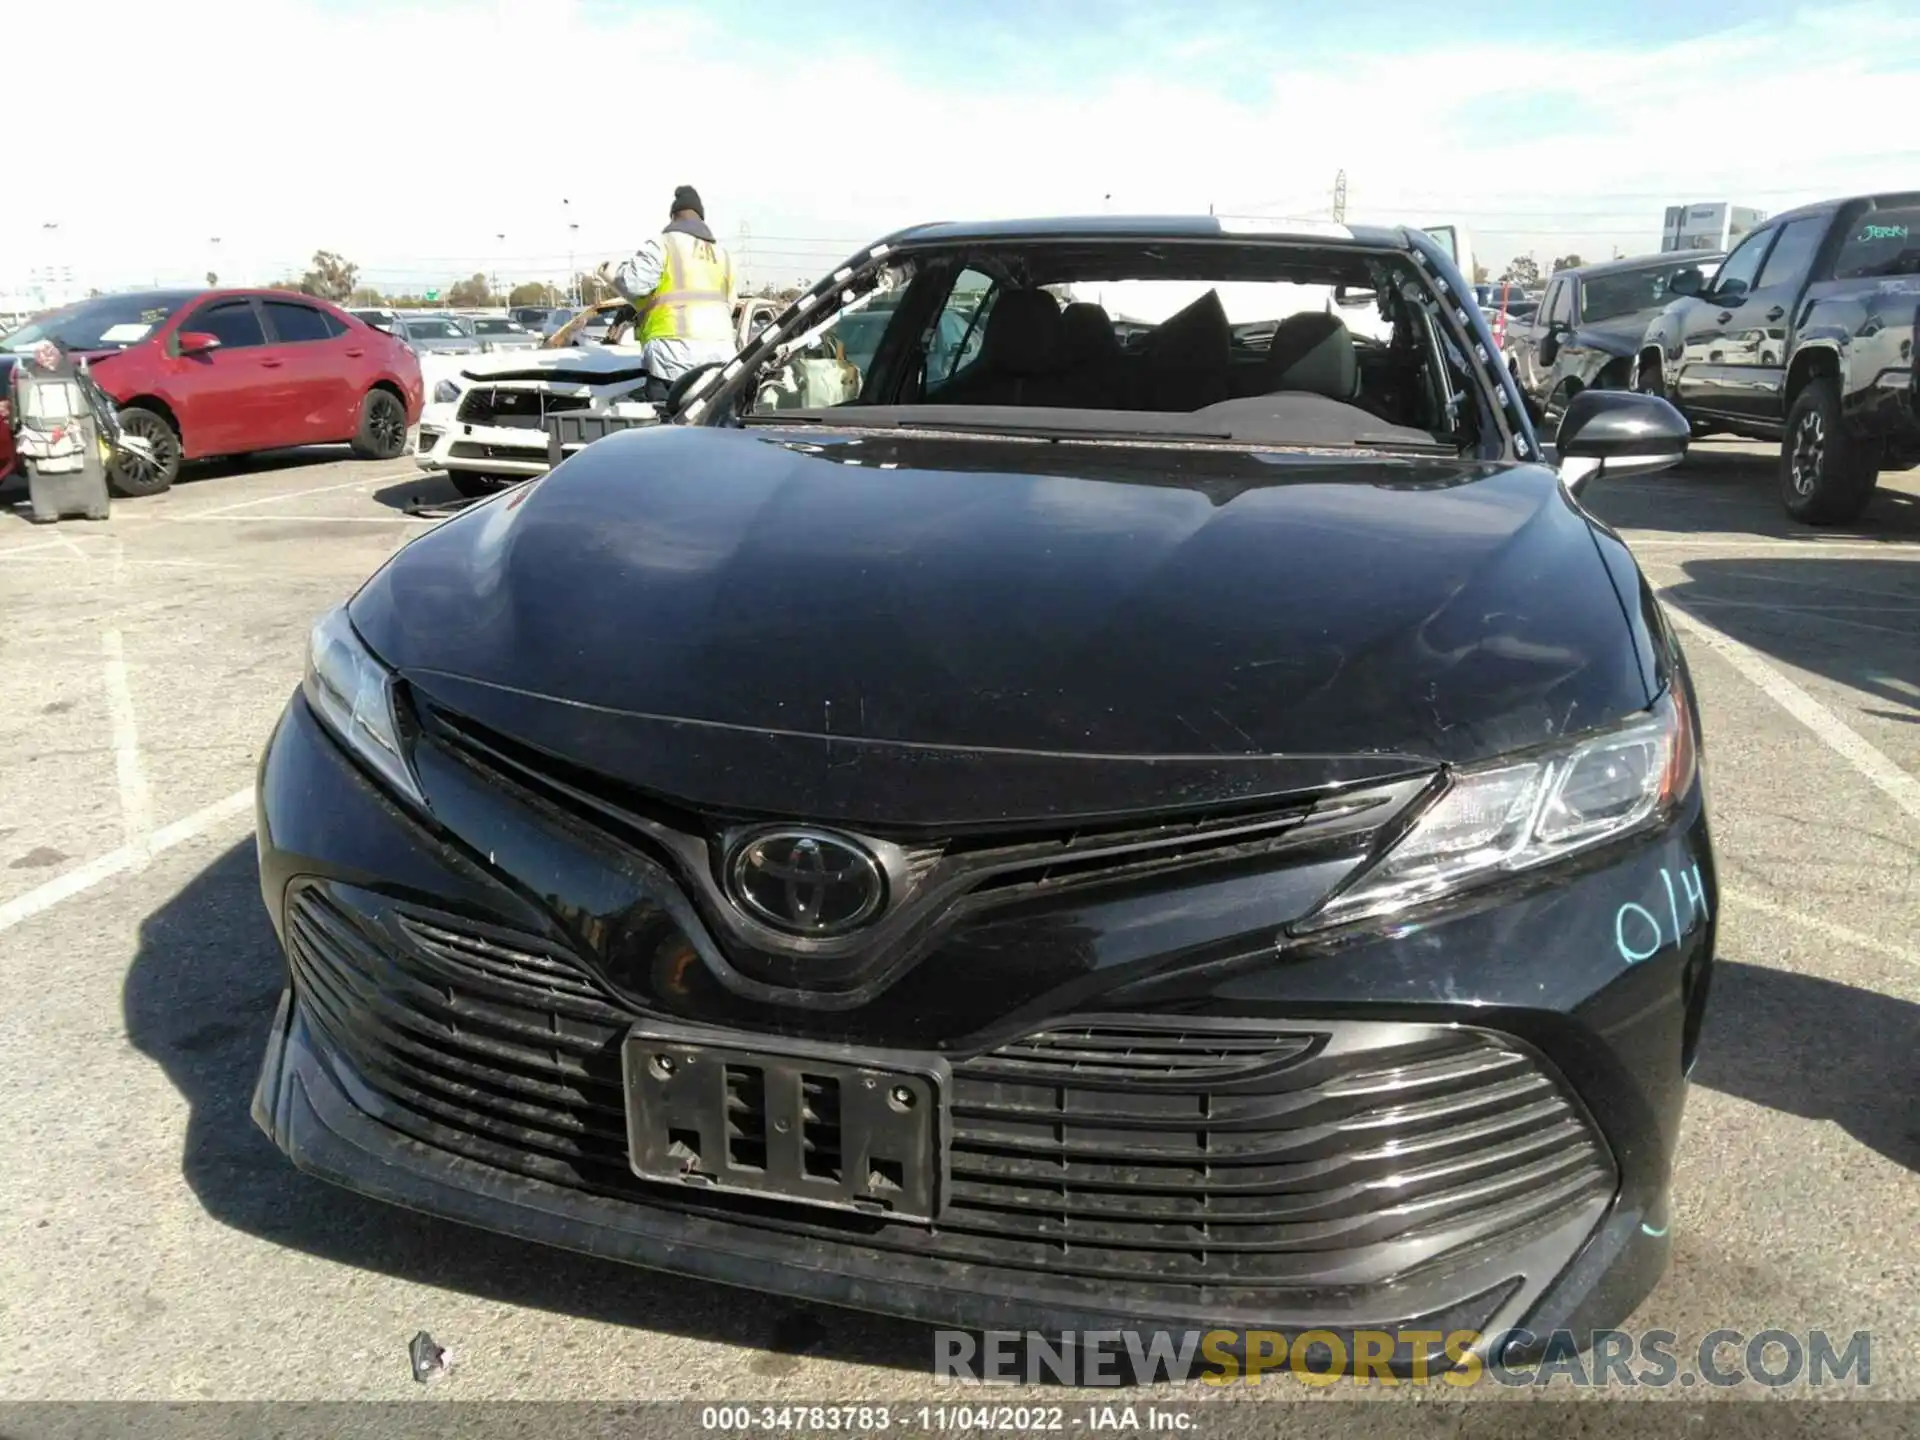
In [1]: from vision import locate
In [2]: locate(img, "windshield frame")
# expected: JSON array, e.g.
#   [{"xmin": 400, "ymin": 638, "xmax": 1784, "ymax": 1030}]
[{"xmin": 676, "ymin": 231, "xmax": 1532, "ymax": 463}]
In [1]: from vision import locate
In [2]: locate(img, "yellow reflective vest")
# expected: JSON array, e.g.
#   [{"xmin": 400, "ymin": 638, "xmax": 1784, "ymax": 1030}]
[{"xmin": 639, "ymin": 229, "xmax": 735, "ymax": 345}]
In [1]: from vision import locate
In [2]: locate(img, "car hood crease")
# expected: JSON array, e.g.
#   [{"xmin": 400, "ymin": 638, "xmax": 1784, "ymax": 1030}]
[{"xmin": 351, "ymin": 426, "xmax": 1651, "ymax": 822}]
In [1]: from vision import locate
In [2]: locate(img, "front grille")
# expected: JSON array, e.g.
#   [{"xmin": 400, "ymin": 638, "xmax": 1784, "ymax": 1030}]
[
  {"xmin": 287, "ymin": 884, "xmax": 1615, "ymax": 1314},
  {"xmin": 448, "ymin": 441, "xmax": 545, "ymax": 462},
  {"xmin": 419, "ymin": 705, "xmax": 1416, "ymax": 929},
  {"xmin": 456, "ymin": 387, "xmax": 591, "ymax": 428}
]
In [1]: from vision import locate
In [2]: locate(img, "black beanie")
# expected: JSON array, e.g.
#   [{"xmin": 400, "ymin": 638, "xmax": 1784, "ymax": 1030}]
[{"xmin": 671, "ymin": 185, "xmax": 704, "ymax": 219}]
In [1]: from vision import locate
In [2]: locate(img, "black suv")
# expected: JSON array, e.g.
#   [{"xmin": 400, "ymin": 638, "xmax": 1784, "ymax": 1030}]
[{"xmin": 1640, "ymin": 192, "xmax": 1920, "ymax": 523}]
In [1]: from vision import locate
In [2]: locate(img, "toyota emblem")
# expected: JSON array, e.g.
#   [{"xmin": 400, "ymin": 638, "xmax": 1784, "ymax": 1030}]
[{"xmin": 726, "ymin": 829, "xmax": 886, "ymax": 936}]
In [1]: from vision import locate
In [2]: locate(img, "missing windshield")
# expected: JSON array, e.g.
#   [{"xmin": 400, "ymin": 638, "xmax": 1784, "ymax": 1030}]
[{"xmin": 718, "ymin": 240, "xmax": 1499, "ymax": 455}]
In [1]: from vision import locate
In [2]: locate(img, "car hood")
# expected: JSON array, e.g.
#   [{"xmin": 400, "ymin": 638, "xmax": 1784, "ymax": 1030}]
[
  {"xmin": 1572, "ymin": 312, "xmax": 1659, "ymax": 357},
  {"xmin": 456, "ymin": 345, "xmax": 651, "ymax": 386},
  {"xmin": 352, "ymin": 427, "xmax": 1651, "ymax": 826}
]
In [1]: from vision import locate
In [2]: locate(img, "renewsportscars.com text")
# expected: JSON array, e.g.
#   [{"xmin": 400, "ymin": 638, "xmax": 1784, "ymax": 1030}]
[{"xmin": 935, "ymin": 1328, "xmax": 1872, "ymax": 1388}]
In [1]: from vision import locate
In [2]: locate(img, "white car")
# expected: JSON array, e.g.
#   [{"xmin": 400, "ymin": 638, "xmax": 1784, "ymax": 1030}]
[{"xmin": 417, "ymin": 296, "xmax": 781, "ymax": 495}]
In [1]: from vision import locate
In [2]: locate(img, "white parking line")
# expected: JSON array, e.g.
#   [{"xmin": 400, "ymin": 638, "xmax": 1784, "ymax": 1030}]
[
  {"xmin": 165, "ymin": 514, "xmax": 438, "ymax": 525},
  {"xmin": 1626, "ymin": 538, "xmax": 1920, "ymax": 554},
  {"xmin": 0, "ymin": 787, "xmax": 253, "ymax": 934},
  {"xmin": 1665, "ymin": 606, "xmax": 1920, "ymax": 825},
  {"xmin": 170, "ymin": 470, "xmax": 418, "ymax": 519},
  {"xmin": 1727, "ymin": 888, "xmax": 1920, "ymax": 971},
  {"xmin": 100, "ymin": 630, "xmax": 154, "ymax": 866}
]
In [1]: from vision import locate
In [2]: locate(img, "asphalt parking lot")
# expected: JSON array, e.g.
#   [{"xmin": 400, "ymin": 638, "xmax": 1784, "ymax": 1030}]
[{"xmin": 0, "ymin": 442, "xmax": 1914, "ymax": 1407}]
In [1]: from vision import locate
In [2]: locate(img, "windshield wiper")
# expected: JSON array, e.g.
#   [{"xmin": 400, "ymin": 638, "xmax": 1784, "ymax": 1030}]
[
  {"xmin": 1349, "ymin": 436, "xmax": 1460, "ymax": 455},
  {"xmin": 896, "ymin": 419, "xmax": 1235, "ymax": 441}
]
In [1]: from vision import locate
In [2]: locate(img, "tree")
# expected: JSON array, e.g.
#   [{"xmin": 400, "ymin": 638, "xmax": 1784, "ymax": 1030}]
[
  {"xmin": 297, "ymin": 250, "xmax": 359, "ymax": 301},
  {"xmin": 508, "ymin": 280, "xmax": 556, "ymax": 307},
  {"xmin": 205, "ymin": 271, "xmax": 218, "ymax": 287},
  {"xmin": 1498, "ymin": 254, "xmax": 1542, "ymax": 288},
  {"xmin": 1550, "ymin": 253, "xmax": 1585, "ymax": 274},
  {"xmin": 446, "ymin": 272, "xmax": 494, "ymax": 307},
  {"xmin": 348, "ymin": 285, "xmax": 387, "ymax": 307}
]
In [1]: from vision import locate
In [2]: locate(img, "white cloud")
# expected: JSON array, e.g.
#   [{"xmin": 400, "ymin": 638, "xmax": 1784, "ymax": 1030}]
[{"xmin": 4, "ymin": 0, "xmax": 1917, "ymax": 301}]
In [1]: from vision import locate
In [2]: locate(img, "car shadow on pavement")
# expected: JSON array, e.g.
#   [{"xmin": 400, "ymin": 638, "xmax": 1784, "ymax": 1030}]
[
  {"xmin": 1661, "ymin": 557, "xmax": 1920, "ymax": 726},
  {"xmin": 1583, "ymin": 443, "xmax": 1920, "ymax": 543},
  {"xmin": 121, "ymin": 838, "xmax": 936, "ymax": 1378},
  {"xmin": 1691, "ymin": 959, "xmax": 1919, "ymax": 1176},
  {"xmin": 369, "ymin": 473, "xmax": 498, "ymax": 515}
]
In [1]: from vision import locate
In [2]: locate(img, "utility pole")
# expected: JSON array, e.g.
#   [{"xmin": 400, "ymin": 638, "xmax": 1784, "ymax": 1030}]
[
  {"xmin": 1332, "ymin": 170, "xmax": 1348, "ymax": 224},
  {"xmin": 740, "ymin": 221, "xmax": 752, "ymax": 287},
  {"xmin": 494, "ymin": 232, "xmax": 506, "ymax": 306}
]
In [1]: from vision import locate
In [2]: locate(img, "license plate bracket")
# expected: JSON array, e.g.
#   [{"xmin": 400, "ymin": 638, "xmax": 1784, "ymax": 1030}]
[{"xmin": 622, "ymin": 1023, "xmax": 948, "ymax": 1223}]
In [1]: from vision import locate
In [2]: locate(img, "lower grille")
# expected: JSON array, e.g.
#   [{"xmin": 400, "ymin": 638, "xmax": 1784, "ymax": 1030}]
[
  {"xmin": 456, "ymin": 387, "xmax": 590, "ymax": 428},
  {"xmin": 286, "ymin": 883, "xmax": 1615, "ymax": 1312},
  {"xmin": 448, "ymin": 441, "xmax": 544, "ymax": 462}
]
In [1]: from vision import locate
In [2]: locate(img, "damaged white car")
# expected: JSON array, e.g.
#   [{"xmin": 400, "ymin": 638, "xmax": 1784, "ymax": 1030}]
[{"xmin": 417, "ymin": 297, "xmax": 780, "ymax": 495}]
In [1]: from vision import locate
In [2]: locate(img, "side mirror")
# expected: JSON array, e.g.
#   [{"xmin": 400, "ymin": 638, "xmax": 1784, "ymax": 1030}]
[
  {"xmin": 1556, "ymin": 389, "xmax": 1689, "ymax": 496},
  {"xmin": 1667, "ymin": 267, "xmax": 1703, "ymax": 299},
  {"xmin": 1712, "ymin": 276, "xmax": 1749, "ymax": 304},
  {"xmin": 176, "ymin": 330, "xmax": 221, "ymax": 355}
]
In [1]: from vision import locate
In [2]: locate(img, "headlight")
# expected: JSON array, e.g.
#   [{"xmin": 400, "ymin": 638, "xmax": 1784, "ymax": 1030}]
[
  {"xmin": 432, "ymin": 379, "xmax": 462, "ymax": 404},
  {"xmin": 1297, "ymin": 690, "xmax": 1695, "ymax": 932},
  {"xmin": 303, "ymin": 606, "xmax": 424, "ymax": 807}
]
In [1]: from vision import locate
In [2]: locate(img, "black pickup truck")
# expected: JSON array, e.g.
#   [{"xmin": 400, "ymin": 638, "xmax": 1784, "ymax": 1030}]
[{"xmin": 1639, "ymin": 192, "xmax": 1920, "ymax": 523}]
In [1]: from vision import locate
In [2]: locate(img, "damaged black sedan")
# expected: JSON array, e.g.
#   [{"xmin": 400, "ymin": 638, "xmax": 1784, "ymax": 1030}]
[{"xmin": 252, "ymin": 216, "xmax": 1714, "ymax": 1370}]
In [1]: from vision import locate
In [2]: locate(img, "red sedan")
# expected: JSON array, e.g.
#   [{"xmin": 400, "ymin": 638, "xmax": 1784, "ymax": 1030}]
[{"xmin": 1, "ymin": 289, "xmax": 422, "ymax": 495}]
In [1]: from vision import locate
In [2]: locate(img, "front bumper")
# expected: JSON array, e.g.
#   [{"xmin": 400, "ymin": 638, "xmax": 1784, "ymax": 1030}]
[
  {"xmin": 254, "ymin": 693, "xmax": 1714, "ymax": 1355},
  {"xmin": 418, "ymin": 420, "xmax": 551, "ymax": 477}
]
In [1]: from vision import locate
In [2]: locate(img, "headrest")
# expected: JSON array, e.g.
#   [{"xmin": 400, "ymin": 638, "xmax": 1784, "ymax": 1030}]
[
  {"xmin": 1264, "ymin": 311, "xmax": 1358, "ymax": 399},
  {"xmin": 1143, "ymin": 289, "xmax": 1231, "ymax": 411},
  {"xmin": 1145, "ymin": 289, "xmax": 1230, "ymax": 371},
  {"xmin": 982, "ymin": 289, "xmax": 1064, "ymax": 375},
  {"xmin": 1061, "ymin": 302, "xmax": 1121, "ymax": 363}
]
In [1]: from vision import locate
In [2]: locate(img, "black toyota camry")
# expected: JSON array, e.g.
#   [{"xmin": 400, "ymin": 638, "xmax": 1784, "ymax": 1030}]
[{"xmin": 252, "ymin": 216, "xmax": 1715, "ymax": 1368}]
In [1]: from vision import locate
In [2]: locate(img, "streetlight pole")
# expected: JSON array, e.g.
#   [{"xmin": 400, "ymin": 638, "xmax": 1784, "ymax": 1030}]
[
  {"xmin": 39, "ymin": 222, "xmax": 59, "ymax": 306},
  {"xmin": 494, "ymin": 232, "xmax": 505, "ymax": 307}
]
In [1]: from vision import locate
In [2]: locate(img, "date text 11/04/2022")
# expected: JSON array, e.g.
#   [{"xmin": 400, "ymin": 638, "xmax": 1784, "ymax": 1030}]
[{"xmin": 700, "ymin": 1407, "xmax": 1195, "ymax": 1433}]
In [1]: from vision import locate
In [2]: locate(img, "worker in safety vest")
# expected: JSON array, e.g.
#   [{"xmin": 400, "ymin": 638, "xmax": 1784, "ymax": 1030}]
[{"xmin": 605, "ymin": 185, "xmax": 738, "ymax": 402}]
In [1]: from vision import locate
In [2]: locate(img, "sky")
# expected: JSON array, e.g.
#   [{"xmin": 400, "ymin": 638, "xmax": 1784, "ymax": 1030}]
[{"xmin": 5, "ymin": 0, "xmax": 1920, "ymax": 303}]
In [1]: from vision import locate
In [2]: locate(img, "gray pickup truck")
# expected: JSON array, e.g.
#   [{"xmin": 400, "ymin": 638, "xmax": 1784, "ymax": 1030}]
[{"xmin": 1639, "ymin": 191, "xmax": 1920, "ymax": 523}]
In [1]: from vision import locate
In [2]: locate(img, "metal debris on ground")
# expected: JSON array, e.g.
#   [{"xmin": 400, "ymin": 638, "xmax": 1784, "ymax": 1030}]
[
  {"xmin": 408, "ymin": 1329, "xmax": 454, "ymax": 1383},
  {"xmin": 401, "ymin": 494, "xmax": 485, "ymax": 519}
]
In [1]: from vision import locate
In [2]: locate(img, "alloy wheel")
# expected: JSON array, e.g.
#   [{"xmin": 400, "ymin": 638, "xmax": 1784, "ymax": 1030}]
[
  {"xmin": 114, "ymin": 415, "xmax": 178, "ymax": 490},
  {"xmin": 1789, "ymin": 411, "xmax": 1824, "ymax": 496},
  {"xmin": 369, "ymin": 394, "xmax": 405, "ymax": 454}
]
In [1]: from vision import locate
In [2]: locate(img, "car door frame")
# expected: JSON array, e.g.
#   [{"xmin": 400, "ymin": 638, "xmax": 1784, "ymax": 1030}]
[
  {"xmin": 163, "ymin": 294, "xmax": 276, "ymax": 458},
  {"xmin": 1518, "ymin": 276, "xmax": 1571, "ymax": 402},
  {"xmin": 1703, "ymin": 211, "xmax": 1835, "ymax": 428},
  {"xmin": 1671, "ymin": 226, "xmax": 1781, "ymax": 420},
  {"xmin": 261, "ymin": 297, "xmax": 364, "ymax": 444}
]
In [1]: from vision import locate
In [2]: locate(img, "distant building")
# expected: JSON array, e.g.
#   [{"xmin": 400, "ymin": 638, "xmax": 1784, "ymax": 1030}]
[{"xmin": 1661, "ymin": 203, "xmax": 1766, "ymax": 253}]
